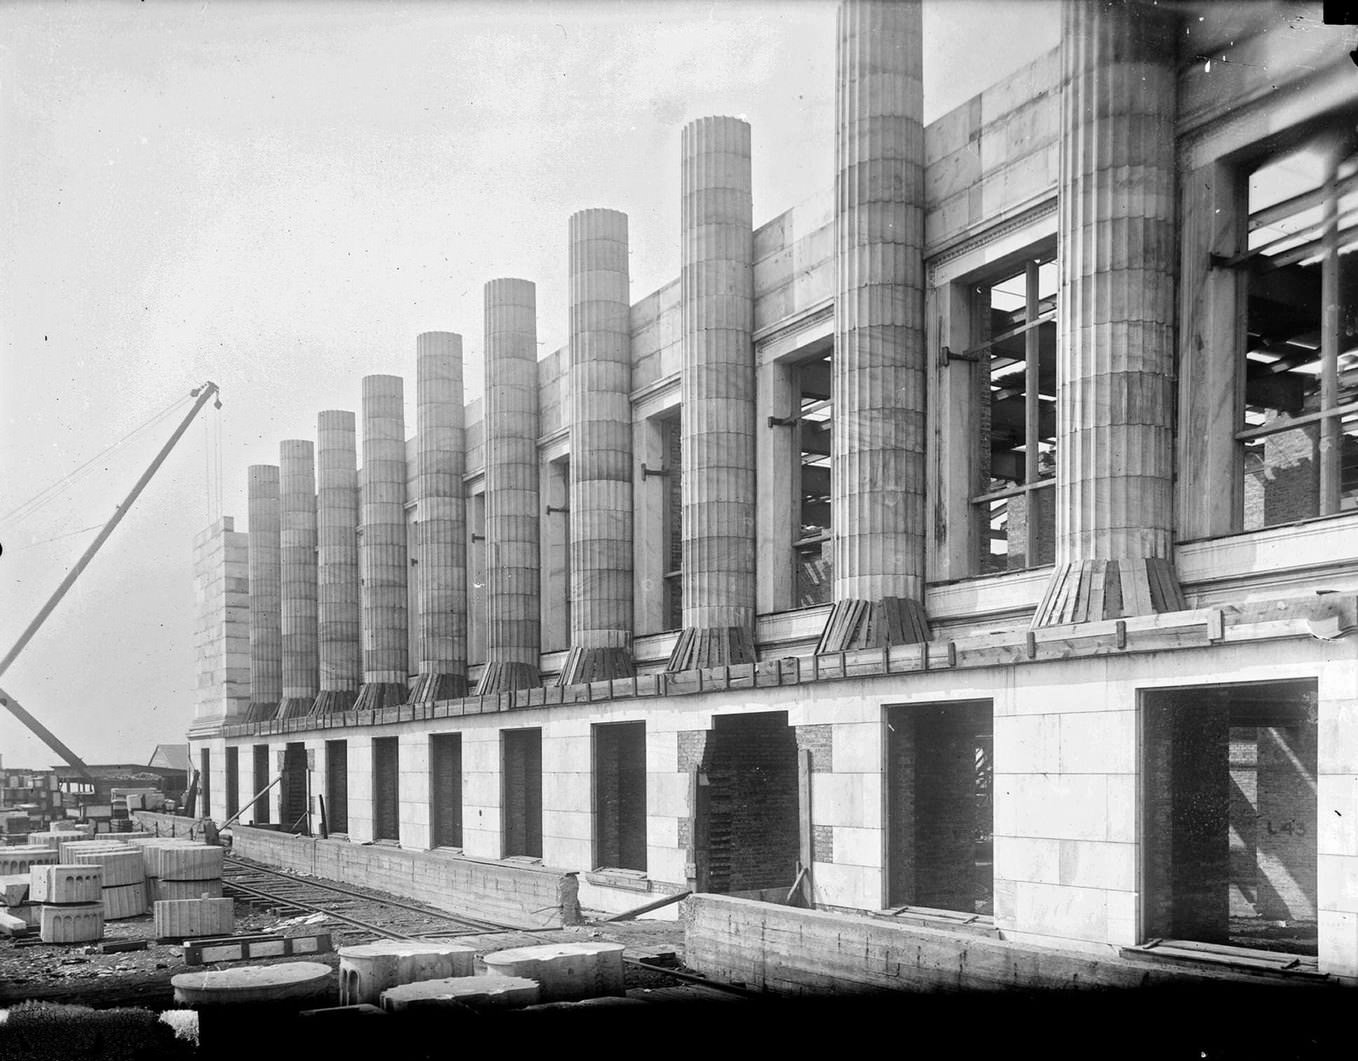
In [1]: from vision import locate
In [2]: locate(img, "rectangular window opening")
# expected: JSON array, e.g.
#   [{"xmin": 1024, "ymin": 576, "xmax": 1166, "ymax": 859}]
[
  {"xmin": 281, "ymin": 742, "xmax": 308, "ymax": 834},
  {"xmin": 593, "ymin": 721, "xmax": 647, "ymax": 872},
  {"xmin": 1144, "ymin": 679, "xmax": 1317, "ymax": 958},
  {"xmin": 661, "ymin": 414, "xmax": 683, "ymax": 631},
  {"xmin": 252, "ymin": 745, "xmax": 270, "ymax": 825},
  {"xmin": 372, "ymin": 737, "xmax": 400, "ymax": 843},
  {"xmin": 972, "ymin": 252, "xmax": 1058, "ymax": 574},
  {"xmin": 325, "ymin": 740, "xmax": 348, "ymax": 834},
  {"xmin": 794, "ymin": 352, "xmax": 832, "ymax": 606},
  {"xmin": 225, "ymin": 746, "xmax": 239, "ymax": 820},
  {"xmin": 1240, "ymin": 135, "xmax": 1358, "ymax": 530},
  {"xmin": 502, "ymin": 728, "xmax": 543, "ymax": 859},
  {"xmin": 199, "ymin": 748, "xmax": 211, "ymax": 821},
  {"xmin": 430, "ymin": 733, "xmax": 463, "ymax": 849},
  {"xmin": 886, "ymin": 701, "xmax": 994, "ymax": 916}
]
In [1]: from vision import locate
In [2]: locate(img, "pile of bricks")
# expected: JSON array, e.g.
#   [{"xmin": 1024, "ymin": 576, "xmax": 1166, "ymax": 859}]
[{"xmin": 32, "ymin": 863, "xmax": 105, "ymax": 943}]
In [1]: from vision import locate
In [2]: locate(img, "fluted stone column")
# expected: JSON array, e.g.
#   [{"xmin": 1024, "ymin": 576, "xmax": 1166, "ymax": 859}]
[
  {"xmin": 561, "ymin": 209, "xmax": 635, "ymax": 685},
  {"xmin": 313, "ymin": 411, "xmax": 361, "ymax": 716},
  {"xmin": 665, "ymin": 116, "xmax": 757, "ymax": 673},
  {"xmin": 410, "ymin": 332, "xmax": 469, "ymax": 703},
  {"xmin": 355, "ymin": 375, "xmax": 411, "ymax": 711},
  {"xmin": 476, "ymin": 279, "xmax": 542, "ymax": 693},
  {"xmin": 1032, "ymin": 0, "xmax": 1185, "ymax": 626},
  {"xmin": 277, "ymin": 440, "xmax": 319, "ymax": 720},
  {"xmin": 245, "ymin": 465, "xmax": 282, "ymax": 723},
  {"xmin": 819, "ymin": 0, "xmax": 930, "ymax": 655}
]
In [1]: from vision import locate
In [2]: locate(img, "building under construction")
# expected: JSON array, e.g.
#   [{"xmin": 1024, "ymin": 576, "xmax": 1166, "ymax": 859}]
[{"xmin": 187, "ymin": 1, "xmax": 1358, "ymax": 988}]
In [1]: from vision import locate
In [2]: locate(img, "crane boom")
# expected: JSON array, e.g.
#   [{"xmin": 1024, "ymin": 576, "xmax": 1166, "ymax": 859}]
[{"xmin": 0, "ymin": 381, "xmax": 220, "ymax": 780}]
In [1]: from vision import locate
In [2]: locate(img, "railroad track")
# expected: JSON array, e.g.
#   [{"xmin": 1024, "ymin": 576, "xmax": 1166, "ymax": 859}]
[{"xmin": 221, "ymin": 854, "xmax": 545, "ymax": 941}]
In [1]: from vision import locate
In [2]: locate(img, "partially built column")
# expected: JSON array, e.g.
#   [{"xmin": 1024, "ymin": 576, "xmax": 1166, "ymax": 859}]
[
  {"xmin": 561, "ymin": 209, "xmax": 635, "ymax": 685},
  {"xmin": 1032, "ymin": 0, "xmax": 1184, "ymax": 625},
  {"xmin": 244, "ymin": 465, "xmax": 282, "ymax": 723},
  {"xmin": 277, "ymin": 440, "xmax": 319, "ymax": 720},
  {"xmin": 666, "ymin": 116, "xmax": 757, "ymax": 673},
  {"xmin": 820, "ymin": 0, "xmax": 930, "ymax": 655},
  {"xmin": 313, "ymin": 410, "xmax": 361, "ymax": 715},
  {"xmin": 354, "ymin": 374, "xmax": 411, "ymax": 711},
  {"xmin": 476, "ymin": 279, "xmax": 542, "ymax": 693},
  {"xmin": 410, "ymin": 331, "xmax": 469, "ymax": 703}
]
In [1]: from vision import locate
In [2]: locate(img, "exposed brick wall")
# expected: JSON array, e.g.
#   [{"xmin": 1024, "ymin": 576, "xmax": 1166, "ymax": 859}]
[
  {"xmin": 430, "ymin": 733, "xmax": 462, "ymax": 848},
  {"xmin": 372, "ymin": 737, "xmax": 399, "ymax": 842},
  {"xmin": 503, "ymin": 728, "xmax": 543, "ymax": 858},
  {"xmin": 325, "ymin": 740, "xmax": 348, "ymax": 834},
  {"xmin": 252, "ymin": 745, "xmax": 271, "ymax": 824},
  {"xmin": 281, "ymin": 742, "xmax": 308, "ymax": 830},
  {"xmin": 225, "ymin": 746, "xmax": 239, "ymax": 819},
  {"xmin": 700, "ymin": 713, "xmax": 799, "ymax": 894},
  {"xmin": 595, "ymin": 722, "xmax": 646, "ymax": 871},
  {"xmin": 1228, "ymin": 729, "xmax": 1258, "ymax": 918},
  {"xmin": 812, "ymin": 824, "xmax": 834, "ymax": 864},
  {"xmin": 795, "ymin": 725, "xmax": 833, "ymax": 772},
  {"xmin": 1243, "ymin": 424, "xmax": 1320, "ymax": 530},
  {"xmin": 885, "ymin": 707, "xmax": 916, "ymax": 906},
  {"xmin": 1255, "ymin": 721, "xmax": 1317, "ymax": 923},
  {"xmin": 677, "ymin": 730, "xmax": 708, "ymax": 771}
]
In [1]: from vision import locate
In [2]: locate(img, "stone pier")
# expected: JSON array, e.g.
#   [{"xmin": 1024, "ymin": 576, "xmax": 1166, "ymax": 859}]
[
  {"xmin": 313, "ymin": 411, "xmax": 361, "ymax": 716},
  {"xmin": 820, "ymin": 0, "xmax": 931, "ymax": 654},
  {"xmin": 1033, "ymin": 0, "xmax": 1184, "ymax": 626},
  {"xmin": 477, "ymin": 279, "xmax": 542, "ymax": 693},
  {"xmin": 561, "ymin": 209, "xmax": 635, "ymax": 685},
  {"xmin": 354, "ymin": 375, "xmax": 410, "ymax": 711},
  {"xmin": 410, "ymin": 332, "xmax": 469, "ymax": 703},
  {"xmin": 277, "ymin": 440, "xmax": 319, "ymax": 720},
  {"xmin": 666, "ymin": 116, "xmax": 757, "ymax": 672},
  {"xmin": 244, "ymin": 465, "xmax": 282, "ymax": 723}
]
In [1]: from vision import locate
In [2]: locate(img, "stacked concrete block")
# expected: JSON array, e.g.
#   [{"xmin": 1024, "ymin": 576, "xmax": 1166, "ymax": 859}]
[
  {"xmin": 667, "ymin": 116, "xmax": 758, "ymax": 672},
  {"xmin": 0, "ymin": 848, "xmax": 57, "ymax": 874},
  {"xmin": 410, "ymin": 333, "xmax": 470, "ymax": 703},
  {"xmin": 477, "ymin": 279, "xmax": 543, "ymax": 693},
  {"xmin": 337, "ymin": 940, "xmax": 478, "ymax": 1006},
  {"xmin": 561, "ymin": 209, "xmax": 636, "ymax": 685},
  {"xmin": 354, "ymin": 375, "xmax": 411, "ymax": 712},
  {"xmin": 277, "ymin": 440, "xmax": 320, "ymax": 720},
  {"xmin": 245, "ymin": 464, "xmax": 283, "ymax": 722},
  {"xmin": 33, "ymin": 864, "xmax": 104, "ymax": 944},
  {"xmin": 821, "ymin": 0, "xmax": 931, "ymax": 652},
  {"xmin": 313, "ymin": 410, "xmax": 362, "ymax": 716},
  {"xmin": 0, "ymin": 872, "xmax": 38, "ymax": 929},
  {"xmin": 1032, "ymin": 0, "xmax": 1184, "ymax": 626},
  {"xmin": 379, "ymin": 975, "xmax": 540, "ymax": 1013},
  {"xmin": 482, "ymin": 941, "xmax": 626, "ymax": 1001},
  {"xmin": 73, "ymin": 848, "xmax": 147, "ymax": 920},
  {"xmin": 56, "ymin": 838, "xmax": 124, "ymax": 862},
  {"xmin": 144, "ymin": 842, "xmax": 224, "ymax": 902},
  {"xmin": 193, "ymin": 515, "xmax": 252, "ymax": 726},
  {"xmin": 154, "ymin": 896, "xmax": 234, "ymax": 940}
]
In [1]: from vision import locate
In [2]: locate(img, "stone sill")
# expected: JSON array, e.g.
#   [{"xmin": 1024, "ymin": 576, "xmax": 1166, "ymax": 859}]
[{"xmin": 585, "ymin": 869, "xmax": 651, "ymax": 893}]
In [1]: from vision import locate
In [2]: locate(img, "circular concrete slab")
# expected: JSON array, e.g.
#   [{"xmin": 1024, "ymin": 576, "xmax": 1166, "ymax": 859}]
[
  {"xmin": 172, "ymin": 962, "xmax": 333, "ymax": 1005},
  {"xmin": 380, "ymin": 975, "xmax": 540, "ymax": 1012},
  {"xmin": 482, "ymin": 941, "xmax": 626, "ymax": 1001},
  {"xmin": 338, "ymin": 940, "xmax": 477, "ymax": 960},
  {"xmin": 338, "ymin": 939, "xmax": 479, "ymax": 1006}
]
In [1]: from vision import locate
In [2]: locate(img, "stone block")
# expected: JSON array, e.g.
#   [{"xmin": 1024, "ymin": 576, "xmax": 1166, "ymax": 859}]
[
  {"xmin": 481, "ymin": 942, "xmax": 625, "ymax": 1001},
  {"xmin": 103, "ymin": 881, "xmax": 148, "ymax": 920},
  {"xmin": 0, "ymin": 849, "xmax": 58, "ymax": 874},
  {"xmin": 150, "ymin": 844, "xmax": 223, "ymax": 881},
  {"xmin": 154, "ymin": 897, "xmax": 234, "ymax": 940},
  {"xmin": 30, "ymin": 864, "xmax": 103, "ymax": 904},
  {"xmin": 72, "ymin": 849, "xmax": 144, "ymax": 887},
  {"xmin": 0, "ymin": 872, "xmax": 31, "ymax": 906},
  {"xmin": 40, "ymin": 902, "xmax": 104, "ymax": 943},
  {"xmin": 57, "ymin": 838, "xmax": 127, "ymax": 862},
  {"xmin": 379, "ymin": 974, "xmax": 540, "ymax": 1012},
  {"xmin": 337, "ymin": 940, "xmax": 479, "ymax": 1006},
  {"xmin": 151, "ymin": 878, "xmax": 223, "ymax": 902}
]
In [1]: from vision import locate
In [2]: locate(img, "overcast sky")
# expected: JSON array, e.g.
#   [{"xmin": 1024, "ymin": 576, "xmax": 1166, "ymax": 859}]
[{"xmin": 0, "ymin": 0, "xmax": 1062, "ymax": 769}]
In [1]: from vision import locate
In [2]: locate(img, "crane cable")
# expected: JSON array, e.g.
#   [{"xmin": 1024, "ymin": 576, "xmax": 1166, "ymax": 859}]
[{"xmin": 1, "ymin": 392, "xmax": 193, "ymax": 527}]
